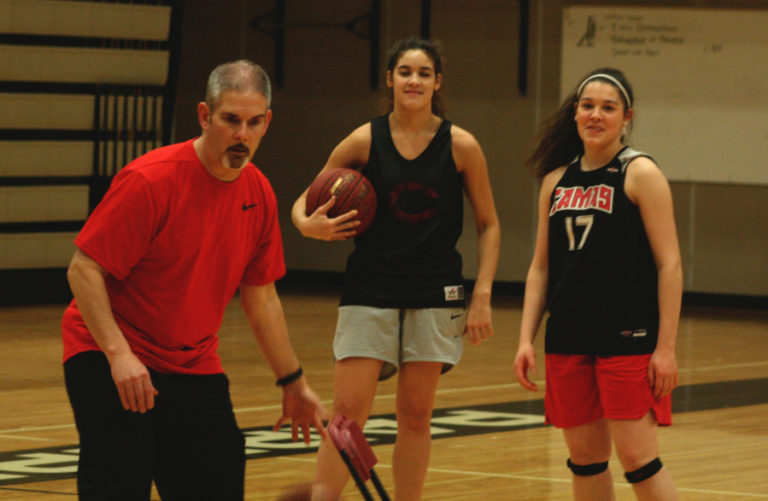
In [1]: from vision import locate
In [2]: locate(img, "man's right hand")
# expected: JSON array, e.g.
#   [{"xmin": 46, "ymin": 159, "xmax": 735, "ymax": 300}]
[{"xmin": 109, "ymin": 351, "xmax": 158, "ymax": 413}]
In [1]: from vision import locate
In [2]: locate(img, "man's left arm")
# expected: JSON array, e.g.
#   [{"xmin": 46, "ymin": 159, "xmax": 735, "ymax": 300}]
[{"xmin": 239, "ymin": 282, "xmax": 328, "ymax": 443}]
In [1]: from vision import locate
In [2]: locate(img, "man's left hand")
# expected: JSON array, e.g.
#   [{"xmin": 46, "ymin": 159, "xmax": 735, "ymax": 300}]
[{"xmin": 273, "ymin": 380, "xmax": 329, "ymax": 444}]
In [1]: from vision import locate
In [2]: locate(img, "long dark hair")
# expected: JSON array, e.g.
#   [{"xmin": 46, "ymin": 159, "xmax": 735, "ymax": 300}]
[
  {"xmin": 384, "ymin": 37, "xmax": 445, "ymax": 118},
  {"xmin": 526, "ymin": 67, "xmax": 634, "ymax": 179}
]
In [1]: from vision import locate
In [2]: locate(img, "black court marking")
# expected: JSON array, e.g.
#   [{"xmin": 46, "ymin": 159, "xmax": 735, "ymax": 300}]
[{"xmin": 1, "ymin": 377, "xmax": 767, "ymax": 487}]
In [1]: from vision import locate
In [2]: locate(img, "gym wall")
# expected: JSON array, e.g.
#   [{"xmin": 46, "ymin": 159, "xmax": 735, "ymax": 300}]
[{"xmin": 2, "ymin": 0, "xmax": 766, "ymax": 301}]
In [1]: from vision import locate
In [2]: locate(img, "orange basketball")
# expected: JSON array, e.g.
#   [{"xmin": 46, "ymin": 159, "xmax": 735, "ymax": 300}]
[{"xmin": 305, "ymin": 168, "xmax": 377, "ymax": 235}]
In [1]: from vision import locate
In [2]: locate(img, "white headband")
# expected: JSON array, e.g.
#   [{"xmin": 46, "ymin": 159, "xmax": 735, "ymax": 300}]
[{"xmin": 577, "ymin": 73, "xmax": 632, "ymax": 108}]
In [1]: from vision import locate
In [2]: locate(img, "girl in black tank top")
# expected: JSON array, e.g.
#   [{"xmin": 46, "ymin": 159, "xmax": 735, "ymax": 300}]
[
  {"xmin": 341, "ymin": 114, "xmax": 464, "ymax": 308},
  {"xmin": 514, "ymin": 68, "xmax": 682, "ymax": 499},
  {"xmin": 291, "ymin": 38, "xmax": 500, "ymax": 499}
]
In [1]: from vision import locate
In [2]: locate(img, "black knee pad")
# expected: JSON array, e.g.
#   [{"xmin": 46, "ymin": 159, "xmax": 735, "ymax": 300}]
[
  {"xmin": 624, "ymin": 457, "xmax": 663, "ymax": 483},
  {"xmin": 567, "ymin": 458, "xmax": 609, "ymax": 476}
]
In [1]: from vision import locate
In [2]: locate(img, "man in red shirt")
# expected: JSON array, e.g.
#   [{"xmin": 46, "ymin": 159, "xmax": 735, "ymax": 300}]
[{"xmin": 62, "ymin": 60, "xmax": 326, "ymax": 500}]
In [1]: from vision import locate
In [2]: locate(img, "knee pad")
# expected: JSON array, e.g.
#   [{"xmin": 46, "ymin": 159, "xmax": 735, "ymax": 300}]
[
  {"xmin": 567, "ymin": 458, "xmax": 609, "ymax": 476},
  {"xmin": 624, "ymin": 457, "xmax": 663, "ymax": 483}
]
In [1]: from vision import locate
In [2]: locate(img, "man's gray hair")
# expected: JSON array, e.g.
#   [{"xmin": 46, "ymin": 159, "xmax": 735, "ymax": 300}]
[{"xmin": 205, "ymin": 60, "xmax": 272, "ymax": 110}]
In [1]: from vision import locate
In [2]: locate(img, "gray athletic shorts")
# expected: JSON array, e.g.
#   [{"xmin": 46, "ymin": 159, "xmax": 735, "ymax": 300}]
[{"xmin": 334, "ymin": 306, "xmax": 466, "ymax": 381}]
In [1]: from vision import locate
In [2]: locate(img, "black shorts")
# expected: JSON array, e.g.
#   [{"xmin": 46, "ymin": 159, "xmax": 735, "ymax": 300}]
[{"xmin": 64, "ymin": 351, "xmax": 245, "ymax": 500}]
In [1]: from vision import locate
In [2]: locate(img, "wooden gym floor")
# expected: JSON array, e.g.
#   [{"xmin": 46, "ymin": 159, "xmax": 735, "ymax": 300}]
[{"xmin": 0, "ymin": 282, "xmax": 766, "ymax": 500}]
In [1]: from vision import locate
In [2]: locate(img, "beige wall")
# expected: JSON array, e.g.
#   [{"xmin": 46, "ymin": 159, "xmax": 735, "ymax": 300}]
[{"xmin": 174, "ymin": 0, "xmax": 768, "ymax": 296}]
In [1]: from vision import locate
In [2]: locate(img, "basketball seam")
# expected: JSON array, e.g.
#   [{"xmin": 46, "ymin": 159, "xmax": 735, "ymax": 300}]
[{"xmin": 332, "ymin": 176, "xmax": 361, "ymax": 216}]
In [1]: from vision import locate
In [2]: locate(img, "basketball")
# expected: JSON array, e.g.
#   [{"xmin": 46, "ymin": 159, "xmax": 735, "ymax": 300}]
[{"xmin": 305, "ymin": 168, "xmax": 377, "ymax": 235}]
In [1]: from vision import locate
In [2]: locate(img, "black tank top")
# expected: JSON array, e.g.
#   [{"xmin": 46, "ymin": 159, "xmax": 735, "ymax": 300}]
[
  {"xmin": 339, "ymin": 115, "xmax": 465, "ymax": 308},
  {"xmin": 545, "ymin": 147, "xmax": 659, "ymax": 355}
]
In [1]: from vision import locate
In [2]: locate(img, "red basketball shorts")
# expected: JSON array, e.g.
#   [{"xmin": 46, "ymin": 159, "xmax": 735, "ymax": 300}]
[{"xmin": 544, "ymin": 354, "xmax": 672, "ymax": 429}]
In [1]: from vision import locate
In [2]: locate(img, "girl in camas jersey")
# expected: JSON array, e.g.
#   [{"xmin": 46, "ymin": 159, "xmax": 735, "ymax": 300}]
[
  {"xmin": 515, "ymin": 68, "xmax": 682, "ymax": 500},
  {"xmin": 292, "ymin": 38, "xmax": 500, "ymax": 500}
]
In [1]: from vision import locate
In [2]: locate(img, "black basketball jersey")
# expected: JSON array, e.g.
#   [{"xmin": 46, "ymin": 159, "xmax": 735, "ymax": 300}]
[
  {"xmin": 545, "ymin": 147, "xmax": 660, "ymax": 356},
  {"xmin": 339, "ymin": 115, "xmax": 465, "ymax": 308}
]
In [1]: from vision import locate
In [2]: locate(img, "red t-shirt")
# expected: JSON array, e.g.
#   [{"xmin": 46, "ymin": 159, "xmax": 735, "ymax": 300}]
[{"xmin": 61, "ymin": 139, "xmax": 286, "ymax": 374}]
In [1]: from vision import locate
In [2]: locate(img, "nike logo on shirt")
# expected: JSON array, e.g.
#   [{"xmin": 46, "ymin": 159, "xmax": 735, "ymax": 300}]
[{"xmin": 242, "ymin": 203, "xmax": 258, "ymax": 210}]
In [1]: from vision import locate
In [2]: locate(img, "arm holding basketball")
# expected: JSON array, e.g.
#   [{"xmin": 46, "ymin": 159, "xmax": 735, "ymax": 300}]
[
  {"xmin": 625, "ymin": 158, "xmax": 682, "ymax": 399},
  {"xmin": 240, "ymin": 282, "xmax": 329, "ymax": 444},
  {"xmin": 291, "ymin": 125, "xmax": 371, "ymax": 241},
  {"xmin": 292, "ymin": 192, "xmax": 358, "ymax": 241},
  {"xmin": 514, "ymin": 169, "xmax": 562, "ymax": 391},
  {"xmin": 453, "ymin": 127, "xmax": 500, "ymax": 346}
]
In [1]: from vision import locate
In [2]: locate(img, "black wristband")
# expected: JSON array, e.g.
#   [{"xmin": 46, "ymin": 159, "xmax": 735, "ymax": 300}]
[{"xmin": 275, "ymin": 366, "xmax": 303, "ymax": 386}]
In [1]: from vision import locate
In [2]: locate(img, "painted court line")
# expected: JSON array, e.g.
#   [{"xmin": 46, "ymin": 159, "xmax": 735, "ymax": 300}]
[
  {"xmin": 0, "ymin": 435, "xmax": 52, "ymax": 442},
  {"xmin": 0, "ymin": 424, "xmax": 74, "ymax": 435},
  {"xmin": 281, "ymin": 458, "xmax": 768, "ymax": 498},
  {"xmin": 2, "ymin": 366, "xmax": 766, "ymax": 434}
]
